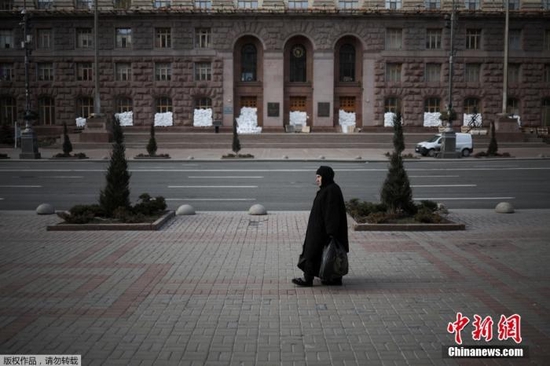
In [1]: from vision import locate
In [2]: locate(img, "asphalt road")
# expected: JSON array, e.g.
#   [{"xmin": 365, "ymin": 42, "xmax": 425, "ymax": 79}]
[{"xmin": 0, "ymin": 159, "xmax": 549, "ymax": 211}]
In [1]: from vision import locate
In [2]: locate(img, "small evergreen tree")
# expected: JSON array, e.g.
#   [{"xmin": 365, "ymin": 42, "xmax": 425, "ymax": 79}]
[
  {"xmin": 99, "ymin": 116, "xmax": 131, "ymax": 217},
  {"xmin": 486, "ymin": 121, "xmax": 499, "ymax": 156},
  {"xmin": 146, "ymin": 122, "xmax": 157, "ymax": 156},
  {"xmin": 62, "ymin": 122, "xmax": 73, "ymax": 156},
  {"xmin": 232, "ymin": 119, "xmax": 241, "ymax": 155},
  {"xmin": 380, "ymin": 112, "xmax": 416, "ymax": 215}
]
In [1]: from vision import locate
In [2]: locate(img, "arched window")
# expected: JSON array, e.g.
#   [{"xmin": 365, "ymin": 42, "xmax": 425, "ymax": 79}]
[
  {"xmin": 339, "ymin": 44, "xmax": 355, "ymax": 82},
  {"xmin": 241, "ymin": 44, "xmax": 257, "ymax": 82},
  {"xmin": 424, "ymin": 97, "xmax": 441, "ymax": 113},
  {"xmin": 290, "ymin": 44, "xmax": 307, "ymax": 82},
  {"xmin": 116, "ymin": 96, "xmax": 133, "ymax": 113},
  {"xmin": 76, "ymin": 96, "xmax": 93, "ymax": 118},
  {"xmin": 38, "ymin": 96, "xmax": 55, "ymax": 125},
  {"xmin": 463, "ymin": 98, "xmax": 480, "ymax": 114}
]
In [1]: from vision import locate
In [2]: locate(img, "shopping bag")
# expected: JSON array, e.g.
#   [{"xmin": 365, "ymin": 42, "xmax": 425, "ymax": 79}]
[{"xmin": 319, "ymin": 238, "xmax": 349, "ymax": 280}]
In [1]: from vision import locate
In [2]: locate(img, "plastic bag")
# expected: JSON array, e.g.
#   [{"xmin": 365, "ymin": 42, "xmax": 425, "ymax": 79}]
[{"xmin": 319, "ymin": 238, "xmax": 349, "ymax": 280}]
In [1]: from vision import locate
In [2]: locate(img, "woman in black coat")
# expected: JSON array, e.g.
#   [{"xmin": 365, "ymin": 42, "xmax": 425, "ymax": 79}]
[{"xmin": 293, "ymin": 166, "xmax": 349, "ymax": 287}]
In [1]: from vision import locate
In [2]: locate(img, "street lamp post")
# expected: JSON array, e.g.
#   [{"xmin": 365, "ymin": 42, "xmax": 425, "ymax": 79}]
[
  {"xmin": 440, "ymin": 0, "xmax": 457, "ymax": 158},
  {"xmin": 19, "ymin": 6, "xmax": 41, "ymax": 159},
  {"xmin": 93, "ymin": 0, "xmax": 101, "ymax": 116}
]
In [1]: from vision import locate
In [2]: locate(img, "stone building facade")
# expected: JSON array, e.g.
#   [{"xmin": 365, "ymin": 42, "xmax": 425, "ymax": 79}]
[{"xmin": 1, "ymin": 0, "xmax": 549, "ymax": 132}]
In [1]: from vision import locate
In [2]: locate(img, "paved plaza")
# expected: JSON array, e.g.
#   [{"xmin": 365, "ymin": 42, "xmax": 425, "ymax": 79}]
[{"xmin": 0, "ymin": 208, "xmax": 548, "ymax": 365}]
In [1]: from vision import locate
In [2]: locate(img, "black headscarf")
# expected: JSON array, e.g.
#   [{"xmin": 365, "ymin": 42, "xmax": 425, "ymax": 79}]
[{"xmin": 316, "ymin": 166, "xmax": 335, "ymax": 188}]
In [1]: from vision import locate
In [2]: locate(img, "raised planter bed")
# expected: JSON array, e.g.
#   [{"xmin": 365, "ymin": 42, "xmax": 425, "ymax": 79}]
[{"xmin": 47, "ymin": 211, "xmax": 175, "ymax": 231}]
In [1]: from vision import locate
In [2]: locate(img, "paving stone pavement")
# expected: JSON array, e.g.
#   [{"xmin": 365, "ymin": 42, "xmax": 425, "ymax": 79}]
[{"xmin": 0, "ymin": 209, "xmax": 548, "ymax": 366}]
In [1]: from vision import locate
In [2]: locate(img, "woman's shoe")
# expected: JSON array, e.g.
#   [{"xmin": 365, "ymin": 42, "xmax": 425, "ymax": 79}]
[{"xmin": 292, "ymin": 278, "xmax": 313, "ymax": 287}]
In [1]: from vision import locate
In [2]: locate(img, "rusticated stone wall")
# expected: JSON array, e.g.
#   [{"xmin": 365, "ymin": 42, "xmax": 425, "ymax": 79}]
[{"xmin": 1, "ymin": 12, "xmax": 549, "ymax": 128}]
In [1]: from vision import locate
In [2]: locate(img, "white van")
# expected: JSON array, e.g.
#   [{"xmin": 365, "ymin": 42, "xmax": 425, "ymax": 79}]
[{"xmin": 415, "ymin": 133, "xmax": 473, "ymax": 157}]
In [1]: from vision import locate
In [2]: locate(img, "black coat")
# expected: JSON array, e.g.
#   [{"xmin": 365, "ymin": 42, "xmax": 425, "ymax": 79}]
[{"xmin": 298, "ymin": 181, "xmax": 349, "ymax": 277}]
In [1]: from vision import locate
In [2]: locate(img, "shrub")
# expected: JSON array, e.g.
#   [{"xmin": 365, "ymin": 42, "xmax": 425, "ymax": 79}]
[
  {"xmin": 62, "ymin": 122, "xmax": 73, "ymax": 155},
  {"xmin": 416, "ymin": 200, "xmax": 438, "ymax": 213},
  {"xmin": 146, "ymin": 122, "xmax": 157, "ymax": 156},
  {"xmin": 57, "ymin": 204, "xmax": 104, "ymax": 224},
  {"xmin": 414, "ymin": 207, "xmax": 445, "ymax": 224},
  {"xmin": 132, "ymin": 193, "xmax": 167, "ymax": 216},
  {"xmin": 232, "ymin": 119, "xmax": 241, "ymax": 154}
]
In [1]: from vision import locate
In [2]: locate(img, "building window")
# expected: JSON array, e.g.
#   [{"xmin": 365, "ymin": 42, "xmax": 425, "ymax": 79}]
[
  {"xmin": 384, "ymin": 97, "xmax": 401, "ymax": 113},
  {"xmin": 196, "ymin": 97, "xmax": 212, "ymax": 109},
  {"xmin": 195, "ymin": 28, "xmax": 211, "ymax": 49},
  {"xmin": 289, "ymin": 45, "xmax": 307, "ymax": 82},
  {"xmin": 115, "ymin": 63, "xmax": 132, "ymax": 81},
  {"xmin": 544, "ymin": 64, "xmax": 550, "ymax": 83},
  {"xmin": 339, "ymin": 44, "xmax": 356, "ymax": 82},
  {"xmin": 425, "ymin": 63, "xmax": 441, "ymax": 83},
  {"xmin": 464, "ymin": 98, "xmax": 480, "ymax": 114},
  {"xmin": 36, "ymin": 29, "xmax": 52, "ymax": 49},
  {"xmin": 155, "ymin": 28, "xmax": 171, "ymax": 48},
  {"xmin": 542, "ymin": 98, "xmax": 550, "ymax": 126},
  {"xmin": 116, "ymin": 28, "xmax": 132, "ymax": 48},
  {"xmin": 194, "ymin": 0, "xmax": 211, "ymax": 9},
  {"xmin": 508, "ymin": 64, "xmax": 520, "ymax": 83},
  {"xmin": 195, "ymin": 62, "xmax": 212, "ymax": 81},
  {"xmin": 509, "ymin": 29, "xmax": 522, "ymax": 50},
  {"xmin": 0, "ymin": 29, "xmax": 14, "ymax": 49},
  {"xmin": 238, "ymin": 0, "xmax": 258, "ymax": 8},
  {"xmin": 0, "ymin": 0, "xmax": 14, "ymax": 10},
  {"xmin": 0, "ymin": 63, "xmax": 14, "ymax": 81},
  {"xmin": 543, "ymin": 0, "xmax": 550, "ymax": 9},
  {"xmin": 35, "ymin": 0, "xmax": 53, "ymax": 9},
  {"xmin": 76, "ymin": 0, "xmax": 93, "ymax": 9},
  {"xmin": 241, "ymin": 96, "xmax": 257, "ymax": 108},
  {"xmin": 38, "ymin": 63, "xmax": 54, "ymax": 81},
  {"xmin": 113, "ymin": 0, "xmax": 132, "ymax": 9},
  {"xmin": 466, "ymin": 29, "xmax": 481, "ymax": 50},
  {"xmin": 506, "ymin": 97, "xmax": 520, "ymax": 115},
  {"xmin": 385, "ymin": 0, "xmax": 402, "ymax": 9},
  {"xmin": 153, "ymin": 0, "xmax": 171, "ymax": 7},
  {"xmin": 76, "ymin": 62, "xmax": 93, "ymax": 81},
  {"xmin": 116, "ymin": 97, "xmax": 132, "ymax": 113},
  {"xmin": 338, "ymin": 0, "xmax": 359, "ymax": 9},
  {"xmin": 386, "ymin": 63, "xmax": 402, "ymax": 83},
  {"xmin": 545, "ymin": 30, "xmax": 550, "ymax": 51},
  {"xmin": 508, "ymin": 0, "xmax": 520, "ymax": 10},
  {"xmin": 156, "ymin": 97, "xmax": 172, "ymax": 113},
  {"xmin": 340, "ymin": 97, "xmax": 356, "ymax": 112},
  {"xmin": 386, "ymin": 28, "xmax": 402, "ymax": 50},
  {"xmin": 0, "ymin": 96, "xmax": 16, "ymax": 125},
  {"xmin": 464, "ymin": 0, "xmax": 480, "ymax": 10},
  {"xmin": 425, "ymin": 97, "xmax": 441, "ymax": 112},
  {"xmin": 38, "ymin": 96, "xmax": 55, "ymax": 125},
  {"xmin": 76, "ymin": 96, "xmax": 93, "ymax": 118},
  {"xmin": 426, "ymin": 29, "xmax": 442, "ymax": 49},
  {"xmin": 424, "ymin": 0, "xmax": 440, "ymax": 9},
  {"xmin": 241, "ymin": 44, "xmax": 257, "ymax": 82},
  {"xmin": 288, "ymin": 0, "xmax": 308, "ymax": 9},
  {"xmin": 155, "ymin": 63, "xmax": 172, "ymax": 81},
  {"xmin": 465, "ymin": 63, "xmax": 481, "ymax": 83},
  {"xmin": 76, "ymin": 28, "xmax": 93, "ymax": 49}
]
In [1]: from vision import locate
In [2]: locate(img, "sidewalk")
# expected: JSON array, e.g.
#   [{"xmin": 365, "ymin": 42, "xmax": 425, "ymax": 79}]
[{"xmin": 0, "ymin": 209, "xmax": 548, "ymax": 365}]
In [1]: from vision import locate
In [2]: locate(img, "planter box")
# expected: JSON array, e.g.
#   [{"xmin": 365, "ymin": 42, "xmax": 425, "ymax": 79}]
[{"xmin": 47, "ymin": 211, "xmax": 174, "ymax": 231}]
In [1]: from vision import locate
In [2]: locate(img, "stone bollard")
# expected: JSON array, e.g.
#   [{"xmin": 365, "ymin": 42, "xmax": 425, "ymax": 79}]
[
  {"xmin": 249, "ymin": 204, "xmax": 267, "ymax": 216},
  {"xmin": 176, "ymin": 204, "xmax": 196, "ymax": 216},
  {"xmin": 36, "ymin": 203, "xmax": 55, "ymax": 215},
  {"xmin": 495, "ymin": 202, "xmax": 515, "ymax": 214}
]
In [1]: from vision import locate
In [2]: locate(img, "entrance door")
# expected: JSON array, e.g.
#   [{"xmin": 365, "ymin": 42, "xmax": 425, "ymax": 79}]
[
  {"xmin": 339, "ymin": 96, "xmax": 356, "ymax": 113},
  {"xmin": 290, "ymin": 96, "xmax": 307, "ymax": 112}
]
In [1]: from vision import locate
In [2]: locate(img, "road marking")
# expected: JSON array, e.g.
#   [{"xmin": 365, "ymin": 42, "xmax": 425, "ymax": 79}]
[
  {"xmin": 41, "ymin": 176, "xmax": 84, "ymax": 179},
  {"xmin": 411, "ymin": 184, "xmax": 476, "ymax": 188},
  {"xmin": 0, "ymin": 185, "xmax": 42, "ymax": 188},
  {"xmin": 409, "ymin": 175, "xmax": 460, "ymax": 178},
  {"xmin": 166, "ymin": 198, "xmax": 256, "ymax": 201},
  {"xmin": 168, "ymin": 186, "xmax": 258, "ymax": 189},
  {"xmin": 414, "ymin": 196, "xmax": 515, "ymax": 201},
  {"xmin": 187, "ymin": 176, "xmax": 264, "ymax": 179}
]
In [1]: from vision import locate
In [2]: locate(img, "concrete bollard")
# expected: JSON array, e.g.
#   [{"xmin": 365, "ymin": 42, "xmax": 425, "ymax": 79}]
[
  {"xmin": 36, "ymin": 203, "xmax": 55, "ymax": 215},
  {"xmin": 176, "ymin": 204, "xmax": 196, "ymax": 216},
  {"xmin": 495, "ymin": 202, "xmax": 515, "ymax": 214},
  {"xmin": 249, "ymin": 204, "xmax": 267, "ymax": 216}
]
